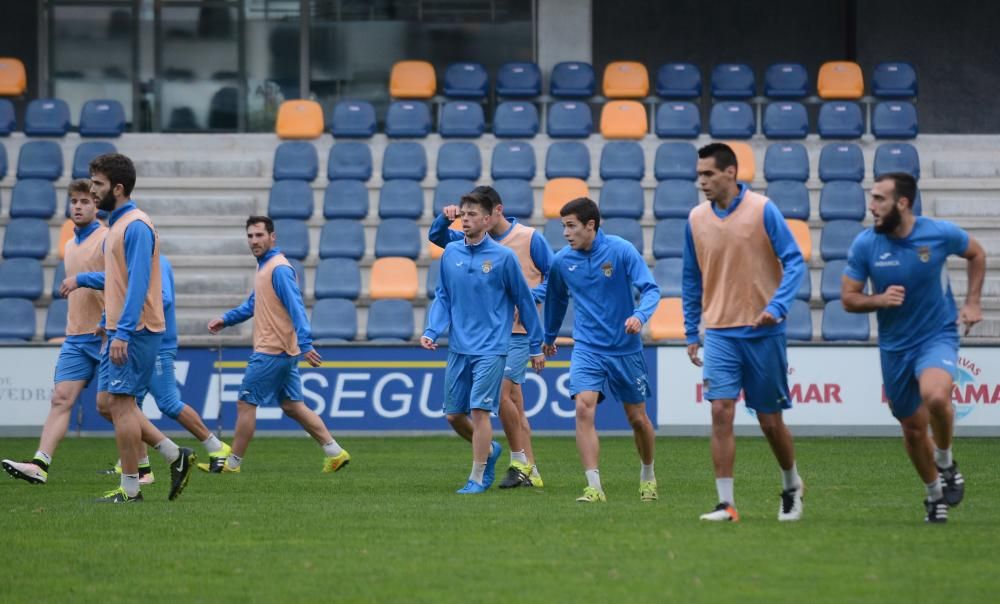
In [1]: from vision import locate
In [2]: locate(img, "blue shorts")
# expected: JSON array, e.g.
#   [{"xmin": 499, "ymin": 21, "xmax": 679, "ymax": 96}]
[
  {"xmin": 444, "ymin": 353, "xmax": 506, "ymax": 415},
  {"xmin": 880, "ymin": 333, "xmax": 959, "ymax": 420},
  {"xmin": 702, "ymin": 332, "xmax": 792, "ymax": 414},
  {"xmin": 503, "ymin": 334, "xmax": 530, "ymax": 385},
  {"xmin": 98, "ymin": 330, "xmax": 163, "ymax": 397},
  {"xmin": 239, "ymin": 352, "xmax": 303, "ymax": 407},
  {"xmin": 569, "ymin": 349, "xmax": 650, "ymax": 404},
  {"xmin": 135, "ymin": 349, "xmax": 185, "ymax": 419},
  {"xmin": 54, "ymin": 338, "xmax": 102, "ymax": 385}
]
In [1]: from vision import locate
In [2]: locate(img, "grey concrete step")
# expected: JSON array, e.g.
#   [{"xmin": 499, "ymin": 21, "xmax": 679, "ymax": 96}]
[
  {"xmin": 159, "ymin": 235, "xmax": 249, "ymax": 256},
  {"xmin": 173, "ymin": 273, "xmax": 250, "ymax": 295},
  {"xmin": 134, "ymin": 159, "xmax": 264, "ymax": 179},
  {"xmin": 136, "ymin": 195, "xmax": 257, "ymax": 217},
  {"xmin": 933, "ymin": 160, "xmax": 1000, "ymax": 179}
]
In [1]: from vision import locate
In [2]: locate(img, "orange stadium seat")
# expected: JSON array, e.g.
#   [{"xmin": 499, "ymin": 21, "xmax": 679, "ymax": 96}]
[
  {"xmin": 726, "ymin": 141, "xmax": 756, "ymax": 182},
  {"xmin": 603, "ymin": 61, "xmax": 649, "ymax": 98},
  {"xmin": 275, "ymin": 100, "xmax": 324, "ymax": 139},
  {"xmin": 649, "ymin": 298, "xmax": 685, "ymax": 340},
  {"xmin": 786, "ymin": 218, "xmax": 813, "ymax": 262},
  {"xmin": 428, "ymin": 218, "xmax": 462, "ymax": 259},
  {"xmin": 390, "ymin": 61, "xmax": 437, "ymax": 99},
  {"xmin": 600, "ymin": 101, "xmax": 648, "ymax": 139},
  {"xmin": 543, "ymin": 178, "xmax": 589, "ymax": 218},
  {"xmin": 817, "ymin": 61, "xmax": 864, "ymax": 99},
  {"xmin": 58, "ymin": 219, "xmax": 75, "ymax": 259},
  {"xmin": 369, "ymin": 257, "xmax": 419, "ymax": 300},
  {"xmin": 0, "ymin": 58, "xmax": 27, "ymax": 96}
]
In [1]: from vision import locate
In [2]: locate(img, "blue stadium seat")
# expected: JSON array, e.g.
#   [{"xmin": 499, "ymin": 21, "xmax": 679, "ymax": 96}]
[
  {"xmin": 72, "ymin": 141, "xmax": 116, "ymax": 179},
  {"xmin": 786, "ymin": 299, "xmax": 813, "ymax": 342},
  {"xmin": 763, "ymin": 102, "xmax": 809, "ymax": 139},
  {"xmin": 822, "ymin": 300, "xmax": 870, "ymax": 341},
  {"xmin": 79, "ymin": 99, "xmax": 126, "ymax": 137},
  {"xmin": 819, "ymin": 181, "xmax": 865, "ymax": 221},
  {"xmin": 872, "ymin": 62, "xmax": 917, "ymax": 98},
  {"xmin": 818, "ymin": 143, "xmax": 864, "ymax": 182},
  {"xmin": 599, "ymin": 141, "xmax": 644, "ymax": 180},
  {"xmin": 599, "ymin": 180, "xmax": 644, "ymax": 219},
  {"xmin": 17, "ymin": 141, "xmax": 63, "ymax": 180},
  {"xmin": 545, "ymin": 142, "xmax": 590, "ymax": 179},
  {"xmin": 550, "ymin": 62, "xmax": 596, "ymax": 98},
  {"xmin": 711, "ymin": 63, "xmax": 755, "ymax": 99},
  {"xmin": 288, "ymin": 258, "xmax": 306, "ymax": 293},
  {"xmin": 653, "ymin": 219, "xmax": 687, "ymax": 259},
  {"xmin": 10, "ymin": 179, "xmax": 57, "ymax": 219},
  {"xmin": 443, "ymin": 62, "xmax": 489, "ymax": 99},
  {"xmin": 24, "ymin": 98, "xmax": 71, "ymax": 136},
  {"xmin": 439, "ymin": 101, "xmax": 486, "ymax": 138},
  {"xmin": 323, "ymin": 179, "xmax": 369, "ymax": 219},
  {"xmin": 314, "ymin": 258, "xmax": 361, "ymax": 299},
  {"xmin": 273, "ymin": 141, "xmax": 318, "ymax": 181},
  {"xmin": 437, "ymin": 142, "xmax": 482, "ymax": 180},
  {"xmin": 272, "ymin": 219, "xmax": 309, "ymax": 260},
  {"xmin": 426, "ymin": 259, "xmax": 440, "ymax": 299},
  {"xmin": 319, "ymin": 220, "xmax": 365, "ymax": 260},
  {"xmin": 0, "ymin": 258, "xmax": 44, "ymax": 299},
  {"xmin": 0, "ymin": 298, "xmax": 37, "ymax": 341},
  {"xmin": 0, "ymin": 99, "xmax": 14, "ymax": 135},
  {"xmin": 654, "ymin": 142, "xmax": 697, "ymax": 180},
  {"xmin": 2, "ymin": 218, "xmax": 50, "ymax": 259},
  {"xmin": 0, "ymin": 143, "xmax": 6, "ymax": 179},
  {"xmin": 329, "ymin": 100, "xmax": 376, "ymax": 138},
  {"xmin": 367, "ymin": 299, "xmax": 414, "ymax": 342},
  {"xmin": 547, "ymin": 101, "xmax": 593, "ymax": 138},
  {"xmin": 268, "ymin": 180, "xmax": 314, "ymax": 220},
  {"xmin": 382, "ymin": 142, "xmax": 427, "ymax": 180},
  {"xmin": 821, "ymin": 259, "xmax": 850, "ymax": 302},
  {"xmin": 653, "ymin": 258, "xmax": 683, "ymax": 297},
  {"xmin": 375, "ymin": 218, "xmax": 420, "ymax": 259},
  {"xmin": 763, "ymin": 143, "xmax": 809, "ymax": 182},
  {"xmin": 653, "ymin": 180, "xmax": 698, "ymax": 219},
  {"xmin": 385, "ymin": 101, "xmax": 432, "ymax": 138},
  {"xmin": 602, "ymin": 218, "xmax": 643, "ymax": 253},
  {"xmin": 45, "ymin": 298, "xmax": 69, "ymax": 340},
  {"xmin": 543, "ymin": 218, "xmax": 567, "ymax": 252},
  {"xmin": 493, "ymin": 102, "xmax": 539, "ymax": 138},
  {"xmin": 818, "ymin": 101, "xmax": 864, "ymax": 139},
  {"xmin": 327, "ymin": 142, "xmax": 372, "ymax": 181},
  {"xmin": 873, "ymin": 143, "xmax": 920, "ymax": 179},
  {"xmin": 312, "ymin": 298, "xmax": 357, "ymax": 342},
  {"xmin": 766, "ymin": 180, "xmax": 810, "ymax": 220},
  {"xmin": 496, "ymin": 62, "xmax": 542, "ymax": 98},
  {"xmin": 796, "ymin": 269, "xmax": 811, "ymax": 301},
  {"xmin": 432, "ymin": 179, "xmax": 476, "ymax": 215},
  {"xmin": 655, "ymin": 102, "xmax": 700, "ymax": 138},
  {"xmin": 764, "ymin": 63, "xmax": 809, "ymax": 98},
  {"xmin": 872, "ymin": 101, "xmax": 918, "ymax": 139},
  {"xmin": 821, "ymin": 220, "xmax": 865, "ymax": 261},
  {"xmin": 51, "ymin": 261, "xmax": 66, "ymax": 299},
  {"xmin": 491, "ymin": 141, "xmax": 536, "ymax": 180},
  {"xmin": 709, "ymin": 102, "xmax": 755, "ymax": 139},
  {"xmin": 379, "ymin": 179, "xmax": 424, "ymax": 219},
  {"xmin": 492, "ymin": 179, "xmax": 534, "ymax": 218},
  {"xmin": 655, "ymin": 63, "xmax": 701, "ymax": 99}
]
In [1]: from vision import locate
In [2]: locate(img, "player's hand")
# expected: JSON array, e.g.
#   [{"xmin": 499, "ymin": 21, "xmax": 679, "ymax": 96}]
[
  {"xmin": 59, "ymin": 276, "xmax": 79, "ymax": 298},
  {"xmin": 542, "ymin": 343, "xmax": 558, "ymax": 357},
  {"xmin": 959, "ymin": 302, "xmax": 983, "ymax": 336},
  {"xmin": 442, "ymin": 205, "xmax": 461, "ymax": 221},
  {"xmin": 207, "ymin": 317, "xmax": 225, "ymax": 334},
  {"xmin": 624, "ymin": 316, "xmax": 643, "ymax": 334},
  {"xmin": 420, "ymin": 336, "xmax": 437, "ymax": 350},
  {"xmin": 751, "ymin": 310, "xmax": 780, "ymax": 329},
  {"xmin": 530, "ymin": 354, "xmax": 545, "ymax": 373},
  {"xmin": 303, "ymin": 349, "xmax": 322, "ymax": 367},
  {"xmin": 879, "ymin": 285, "xmax": 905, "ymax": 308},
  {"xmin": 110, "ymin": 339, "xmax": 128, "ymax": 366},
  {"xmin": 687, "ymin": 343, "xmax": 703, "ymax": 367}
]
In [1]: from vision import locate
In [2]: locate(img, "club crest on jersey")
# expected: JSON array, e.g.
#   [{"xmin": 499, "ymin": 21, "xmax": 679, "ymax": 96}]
[
  {"xmin": 481, "ymin": 260, "xmax": 492, "ymax": 273},
  {"xmin": 601, "ymin": 262, "xmax": 613, "ymax": 277},
  {"xmin": 917, "ymin": 246, "xmax": 930, "ymax": 262}
]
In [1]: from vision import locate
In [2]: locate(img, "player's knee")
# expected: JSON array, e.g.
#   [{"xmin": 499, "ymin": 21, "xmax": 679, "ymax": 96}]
[
  {"xmin": 625, "ymin": 409, "xmax": 648, "ymax": 430},
  {"xmin": 50, "ymin": 386, "xmax": 76, "ymax": 410},
  {"xmin": 921, "ymin": 389, "xmax": 952, "ymax": 411},
  {"xmin": 710, "ymin": 401, "xmax": 734, "ymax": 425},
  {"xmin": 446, "ymin": 413, "xmax": 465, "ymax": 427},
  {"xmin": 575, "ymin": 404, "xmax": 595, "ymax": 423}
]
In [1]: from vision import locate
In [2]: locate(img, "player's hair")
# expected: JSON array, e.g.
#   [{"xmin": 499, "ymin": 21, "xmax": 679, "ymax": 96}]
[
  {"xmin": 697, "ymin": 142, "xmax": 738, "ymax": 173},
  {"xmin": 875, "ymin": 172, "xmax": 918, "ymax": 208},
  {"xmin": 67, "ymin": 178, "xmax": 92, "ymax": 195},
  {"xmin": 560, "ymin": 197, "xmax": 601, "ymax": 230},
  {"xmin": 89, "ymin": 153, "xmax": 136, "ymax": 197},
  {"xmin": 246, "ymin": 215, "xmax": 275, "ymax": 233},
  {"xmin": 460, "ymin": 186, "xmax": 501, "ymax": 214}
]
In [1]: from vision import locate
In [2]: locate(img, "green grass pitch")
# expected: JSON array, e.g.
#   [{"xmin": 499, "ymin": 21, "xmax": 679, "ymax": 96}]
[{"xmin": 1, "ymin": 435, "xmax": 997, "ymax": 603}]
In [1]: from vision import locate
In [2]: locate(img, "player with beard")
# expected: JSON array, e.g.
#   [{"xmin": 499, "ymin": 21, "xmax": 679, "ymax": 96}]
[{"xmin": 841, "ymin": 172, "xmax": 985, "ymax": 523}]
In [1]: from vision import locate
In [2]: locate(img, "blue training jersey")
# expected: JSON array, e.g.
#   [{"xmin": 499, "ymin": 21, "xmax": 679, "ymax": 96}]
[{"xmin": 844, "ymin": 216, "xmax": 969, "ymax": 351}]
